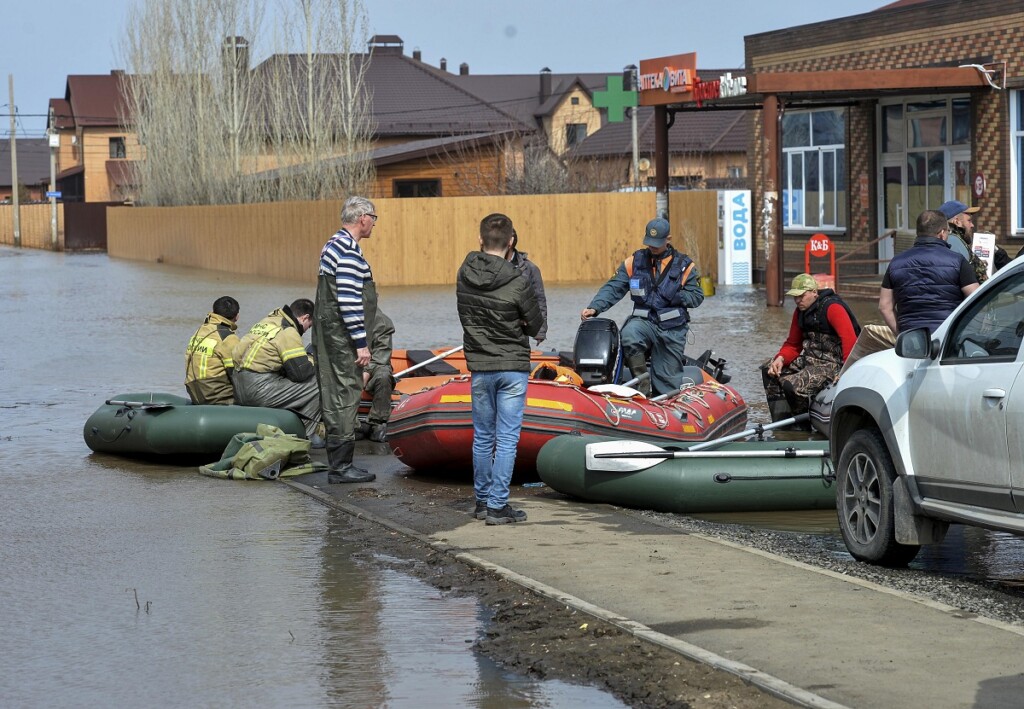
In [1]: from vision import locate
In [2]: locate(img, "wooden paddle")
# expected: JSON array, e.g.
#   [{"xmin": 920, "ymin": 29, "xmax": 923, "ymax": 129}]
[{"xmin": 393, "ymin": 345, "xmax": 464, "ymax": 379}]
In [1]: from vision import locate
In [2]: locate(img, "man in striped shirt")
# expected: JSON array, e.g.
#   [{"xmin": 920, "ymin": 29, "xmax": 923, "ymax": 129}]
[{"xmin": 313, "ymin": 196, "xmax": 379, "ymax": 484}]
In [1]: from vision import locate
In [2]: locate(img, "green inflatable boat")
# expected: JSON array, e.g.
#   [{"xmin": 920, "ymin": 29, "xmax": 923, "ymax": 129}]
[
  {"xmin": 84, "ymin": 392, "xmax": 305, "ymax": 460},
  {"xmin": 536, "ymin": 434, "xmax": 836, "ymax": 513}
]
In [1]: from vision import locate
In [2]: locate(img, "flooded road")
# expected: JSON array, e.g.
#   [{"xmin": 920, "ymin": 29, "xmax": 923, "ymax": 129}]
[
  {"xmin": 4, "ymin": 246, "xmax": 1024, "ymax": 705},
  {"xmin": 0, "ymin": 248, "xmax": 625, "ymax": 708}
]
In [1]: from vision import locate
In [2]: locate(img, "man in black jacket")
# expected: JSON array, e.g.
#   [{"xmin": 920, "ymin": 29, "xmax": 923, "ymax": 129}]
[{"xmin": 457, "ymin": 214, "xmax": 544, "ymax": 525}]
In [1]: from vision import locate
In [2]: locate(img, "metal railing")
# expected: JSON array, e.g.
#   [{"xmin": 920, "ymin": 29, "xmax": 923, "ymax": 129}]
[{"xmin": 833, "ymin": 229, "xmax": 897, "ymax": 291}]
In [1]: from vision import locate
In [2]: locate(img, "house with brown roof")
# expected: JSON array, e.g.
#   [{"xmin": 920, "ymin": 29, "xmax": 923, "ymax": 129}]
[
  {"xmin": 0, "ymin": 138, "xmax": 51, "ymax": 202},
  {"xmin": 46, "ymin": 35, "xmax": 749, "ymax": 203},
  {"xmin": 571, "ymin": 100, "xmax": 749, "ymax": 190},
  {"xmin": 49, "ymin": 72, "xmax": 139, "ymax": 203}
]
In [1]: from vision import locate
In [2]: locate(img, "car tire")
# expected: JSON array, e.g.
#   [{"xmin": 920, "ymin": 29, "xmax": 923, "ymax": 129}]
[{"xmin": 836, "ymin": 428, "xmax": 920, "ymax": 567}]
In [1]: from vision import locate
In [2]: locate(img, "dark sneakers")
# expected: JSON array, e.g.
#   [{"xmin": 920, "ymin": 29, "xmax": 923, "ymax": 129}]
[
  {"xmin": 473, "ymin": 500, "xmax": 487, "ymax": 520},
  {"xmin": 485, "ymin": 504, "xmax": 527, "ymax": 525}
]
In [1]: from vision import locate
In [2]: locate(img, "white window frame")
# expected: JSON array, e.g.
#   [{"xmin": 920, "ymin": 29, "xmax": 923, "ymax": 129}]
[
  {"xmin": 781, "ymin": 109, "xmax": 846, "ymax": 232},
  {"xmin": 1011, "ymin": 90, "xmax": 1024, "ymax": 235}
]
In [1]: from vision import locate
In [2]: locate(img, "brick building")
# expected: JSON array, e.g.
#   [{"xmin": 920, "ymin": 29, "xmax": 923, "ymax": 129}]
[{"xmin": 745, "ymin": 0, "xmax": 1023, "ymax": 283}]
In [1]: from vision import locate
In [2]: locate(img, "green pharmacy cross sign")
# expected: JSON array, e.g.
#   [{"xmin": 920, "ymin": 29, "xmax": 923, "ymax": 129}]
[{"xmin": 593, "ymin": 75, "xmax": 638, "ymax": 123}]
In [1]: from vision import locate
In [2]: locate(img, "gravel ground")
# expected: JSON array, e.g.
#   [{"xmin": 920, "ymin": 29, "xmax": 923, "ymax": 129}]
[{"xmin": 637, "ymin": 510, "xmax": 1024, "ymax": 628}]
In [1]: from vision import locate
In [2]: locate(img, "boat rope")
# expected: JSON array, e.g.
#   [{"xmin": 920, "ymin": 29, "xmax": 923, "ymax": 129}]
[
  {"xmin": 90, "ymin": 406, "xmax": 137, "ymax": 443},
  {"xmin": 713, "ymin": 458, "xmax": 835, "ymax": 486}
]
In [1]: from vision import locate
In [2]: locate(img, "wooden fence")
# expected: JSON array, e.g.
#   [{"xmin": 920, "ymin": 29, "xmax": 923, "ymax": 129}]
[
  {"xmin": 0, "ymin": 204, "xmax": 64, "ymax": 250},
  {"xmin": 106, "ymin": 191, "xmax": 720, "ymax": 286}
]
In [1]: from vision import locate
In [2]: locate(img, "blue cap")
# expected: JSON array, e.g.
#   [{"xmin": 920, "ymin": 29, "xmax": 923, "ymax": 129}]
[
  {"xmin": 643, "ymin": 218, "xmax": 670, "ymax": 247},
  {"xmin": 937, "ymin": 200, "xmax": 980, "ymax": 220}
]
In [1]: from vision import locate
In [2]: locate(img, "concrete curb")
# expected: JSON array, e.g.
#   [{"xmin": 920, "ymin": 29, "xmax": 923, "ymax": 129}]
[{"xmin": 283, "ymin": 478, "xmax": 850, "ymax": 709}]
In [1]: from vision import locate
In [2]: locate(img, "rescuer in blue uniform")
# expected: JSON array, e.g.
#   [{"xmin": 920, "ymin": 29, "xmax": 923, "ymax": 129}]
[{"xmin": 580, "ymin": 218, "xmax": 704, "ymax": 396}]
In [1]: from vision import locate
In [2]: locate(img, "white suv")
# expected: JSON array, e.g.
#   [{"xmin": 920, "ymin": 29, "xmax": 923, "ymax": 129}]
[{"xmin": 830, "ymin": 257, "xmax": 1024, "ymax": 566}]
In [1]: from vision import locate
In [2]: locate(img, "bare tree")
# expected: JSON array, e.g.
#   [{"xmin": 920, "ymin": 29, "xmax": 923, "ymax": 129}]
[
  {"xmin": 120, "ymin": 0, "xmax": 374, "ymax": 206},
  {"xmin": 255, "ymin": 0, "xmax": 375, "ymax": 201}
]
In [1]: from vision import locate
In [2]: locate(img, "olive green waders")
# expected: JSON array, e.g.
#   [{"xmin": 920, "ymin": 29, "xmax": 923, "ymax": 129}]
[{"xmin": 314, "ymin": 275, "xmax": 378, "ymax": 483}]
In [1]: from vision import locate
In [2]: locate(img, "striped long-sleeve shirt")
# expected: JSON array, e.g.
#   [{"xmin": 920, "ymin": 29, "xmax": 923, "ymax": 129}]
[{"xmin": 319, "ymin": 229, "xmax": 373, "ymax": 348}]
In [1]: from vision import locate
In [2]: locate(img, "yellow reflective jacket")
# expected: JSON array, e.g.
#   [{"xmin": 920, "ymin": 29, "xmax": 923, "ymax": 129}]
[
  {"xmin": 185, "ymin": 312, "xmax": 239, "ymax": 405},
  {"xmin": 234, "ymin": 308, "xmax": 314, "ymax": 382}
]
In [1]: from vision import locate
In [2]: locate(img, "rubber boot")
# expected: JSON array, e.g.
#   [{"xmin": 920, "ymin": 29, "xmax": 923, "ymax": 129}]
[
  {"xmin": 368, "ymin": 423, "xmax": 388, "ymax": 443},
  {"xmin": 781, "ymin": 381, "xmax": 811, "ymax": 430},
  {"xmin": 625, "ymin": 353, "xmax": 652, "ymax": 397},
  {"xmin": 327, "ymin": 438, "xmax": 375, "ymax": 483}
]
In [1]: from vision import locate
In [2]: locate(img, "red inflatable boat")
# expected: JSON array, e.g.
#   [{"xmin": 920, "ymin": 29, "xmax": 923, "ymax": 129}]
[{"xmin": 387, "ymin": 376, "xmax": 748, "ymax": 473}]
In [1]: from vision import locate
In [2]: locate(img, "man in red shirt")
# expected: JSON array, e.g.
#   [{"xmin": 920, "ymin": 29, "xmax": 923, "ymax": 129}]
[{"xmin": 762, "ymin": 274, "xmax": 860, "ymax": 422}]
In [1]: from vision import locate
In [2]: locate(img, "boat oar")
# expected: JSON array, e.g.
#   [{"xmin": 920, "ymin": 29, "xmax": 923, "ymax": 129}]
[
  {"xmin": 106, "ymin": 399, "xmax": 176, "ymax": 411},
  {"xmin": 682, "ymin": 413, "xmax": 811, "ymax": 452},
  {"xmin": 586, "ymin": 438, "xmax": 829, "ymax": 473},
  {"xmin": 393, "ymin": 345, "xmax": 465, "ymax": 380}
]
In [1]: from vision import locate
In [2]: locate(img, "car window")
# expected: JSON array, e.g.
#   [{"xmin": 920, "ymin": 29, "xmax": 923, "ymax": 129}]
[{"xmin": 942, "ymin": 271, "xmax": 1024, "ymax": 363}]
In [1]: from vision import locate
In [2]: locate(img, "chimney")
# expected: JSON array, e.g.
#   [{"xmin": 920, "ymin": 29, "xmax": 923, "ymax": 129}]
[
  {"xmin": 413, "ymin": 48, "xmax": 422, "ymax": 61},
  {"xmin": 459, "ymin": 62, "xmax": 469, "ymax": 76},
  {"xmin": 440, "ymin": 57, "xmax": 447, "ymax": 72},
  {"xmin": 368, "ymin": 35, "xmax": 404, "ymax": 55},
  {"xmin": 539, "ymin": 67, "xmax": 552, "ymax": 102}
]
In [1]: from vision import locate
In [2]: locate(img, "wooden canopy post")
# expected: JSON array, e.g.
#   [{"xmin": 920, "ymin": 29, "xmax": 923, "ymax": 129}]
[
  {"xmin": 762, "ymin": 94, "xmax": 783, "ymax": 306},
  {"xmin": 654, "ymin": 105, "xmax": 669, "ymax": 220}
]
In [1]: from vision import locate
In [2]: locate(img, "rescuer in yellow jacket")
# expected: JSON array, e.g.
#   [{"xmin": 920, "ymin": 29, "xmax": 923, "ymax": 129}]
[
  {"xmin": 232, "ymin": 299, "xmax": 322, "ymax": 444},
  {"xmin": 185, "ymin": 296, "xmax": 241, "ymax": 405}
]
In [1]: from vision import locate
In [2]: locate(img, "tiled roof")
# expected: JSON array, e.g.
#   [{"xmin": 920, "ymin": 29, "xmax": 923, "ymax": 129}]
[
  {"xmin": 571, "ymin": 106, "xmax": 749, "ymax": 158},
  {"xmin": 441, "ymin": 71, "xmax": 612, "ymax": 126},
  {"xmin": 0, "ymin": 138, "xmax": 51, "ymax": 186},
  {"xmin": 251, "ymin": 52, "xmax": 531, "ymax": 137},
  {"xmin": 62, "ymin": 73, "xmax": 131, "ymax": 127},
  {"xmin": 49, "ymin": 99, "xmax": 74, "ymax": 129},
  {"xmin": 106, "ymin": 160, "xmax": 139, "ymax": 187}
]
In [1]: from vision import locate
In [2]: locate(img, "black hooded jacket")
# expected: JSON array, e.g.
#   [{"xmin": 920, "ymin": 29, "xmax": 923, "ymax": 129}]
[{"xmin": 456, "ymin": 252, "xmax": 543, "ymax": 372}]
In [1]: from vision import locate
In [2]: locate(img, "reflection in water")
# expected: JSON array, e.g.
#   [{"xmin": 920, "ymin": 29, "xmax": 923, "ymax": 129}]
[
  {"xmin": 0, "ymin": 248, "xmax": 626, "ymax": 707},
  {"xmin": 4, "ymin": 247, "xmax": 1024, "ymax": 703}
]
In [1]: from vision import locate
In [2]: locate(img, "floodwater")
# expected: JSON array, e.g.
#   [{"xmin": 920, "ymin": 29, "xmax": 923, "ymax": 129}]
[
  {"xmin": 4, "ymin": 248, "xmax": 1024, "ymax": 707},
  {"xmin": 0, "ymin": 248, "xmax": 626, "ymax": 708}
]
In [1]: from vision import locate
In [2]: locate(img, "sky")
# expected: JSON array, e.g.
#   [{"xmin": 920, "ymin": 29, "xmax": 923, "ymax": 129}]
[{"xmin": 2, "ymin": 0, "xmax": 885, "ymax": 136}]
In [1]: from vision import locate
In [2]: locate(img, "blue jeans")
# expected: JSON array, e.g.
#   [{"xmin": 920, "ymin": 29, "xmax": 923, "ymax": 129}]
[{"xmin": 471, "ymin": 371, "xmax": 528, "ymax": 510}]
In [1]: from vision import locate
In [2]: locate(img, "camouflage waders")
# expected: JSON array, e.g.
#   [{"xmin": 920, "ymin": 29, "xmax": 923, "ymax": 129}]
[{"xmin": 762, "ymin": 330, "xmax": 844, "ymax": 422}]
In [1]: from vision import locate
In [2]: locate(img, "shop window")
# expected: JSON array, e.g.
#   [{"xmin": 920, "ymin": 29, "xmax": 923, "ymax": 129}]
[
  {"xmin": 880, "ymin": 96, "xmax": 972, "ymax": 232},
  {"xmin": 781, "ymin": 109, "xmax": 846, "ymax": 230},
  {"xmin": 109, "ymin": 137, "xmax": 126, "ymax": 159},
  {"xmin": 565, "ymin": 123, "xmax": 587, "ymax": 148},
  {"xmin": 393, "ymin": 179, "xmax": 441, "ymax": 198}
]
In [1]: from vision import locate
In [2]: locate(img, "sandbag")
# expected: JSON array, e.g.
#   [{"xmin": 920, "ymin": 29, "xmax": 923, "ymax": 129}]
[{"xmin": 199, "ymin": 423, "xmax": 326, "ymax": 480}]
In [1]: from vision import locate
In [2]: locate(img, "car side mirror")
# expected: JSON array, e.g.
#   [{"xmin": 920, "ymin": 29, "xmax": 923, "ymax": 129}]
[{"xmin": 895, "ymin": 327, "xmax": 934, "ymax": 359}]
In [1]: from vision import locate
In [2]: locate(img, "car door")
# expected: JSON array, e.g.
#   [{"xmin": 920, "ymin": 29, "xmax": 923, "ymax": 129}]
[{"xmin": 906, "ymin": 270, "xmax": 1024, "ymax": 511}]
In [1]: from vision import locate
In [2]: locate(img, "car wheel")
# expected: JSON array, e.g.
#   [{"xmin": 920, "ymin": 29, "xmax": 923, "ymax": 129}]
[{"xmin": 836, "ymin": 428, "xmax": 920, "ymax": 567}]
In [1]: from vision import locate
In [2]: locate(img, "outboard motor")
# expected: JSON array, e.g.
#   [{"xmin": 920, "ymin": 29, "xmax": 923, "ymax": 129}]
[{"xmin": 573, "ymin": 318, "xmax": 622, "ymax": 387}]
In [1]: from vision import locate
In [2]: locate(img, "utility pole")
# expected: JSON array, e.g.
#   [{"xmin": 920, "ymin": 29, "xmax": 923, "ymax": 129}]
[
  {"xmin": 626, "ymin": 65, "xmax": 639, "ymax": 189},
  {"xmin": 48, "ymin": 107, "xmax": 58, "ymax": 249},
  {"xmin": 8, "ymin": 74, "xmax": 20, "ymax": 247}
]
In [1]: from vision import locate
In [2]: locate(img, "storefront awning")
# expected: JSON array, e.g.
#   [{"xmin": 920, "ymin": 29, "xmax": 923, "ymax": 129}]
[{"xmin": 751, "ymin": 66, "xmax": 992, "ymax": 95}]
